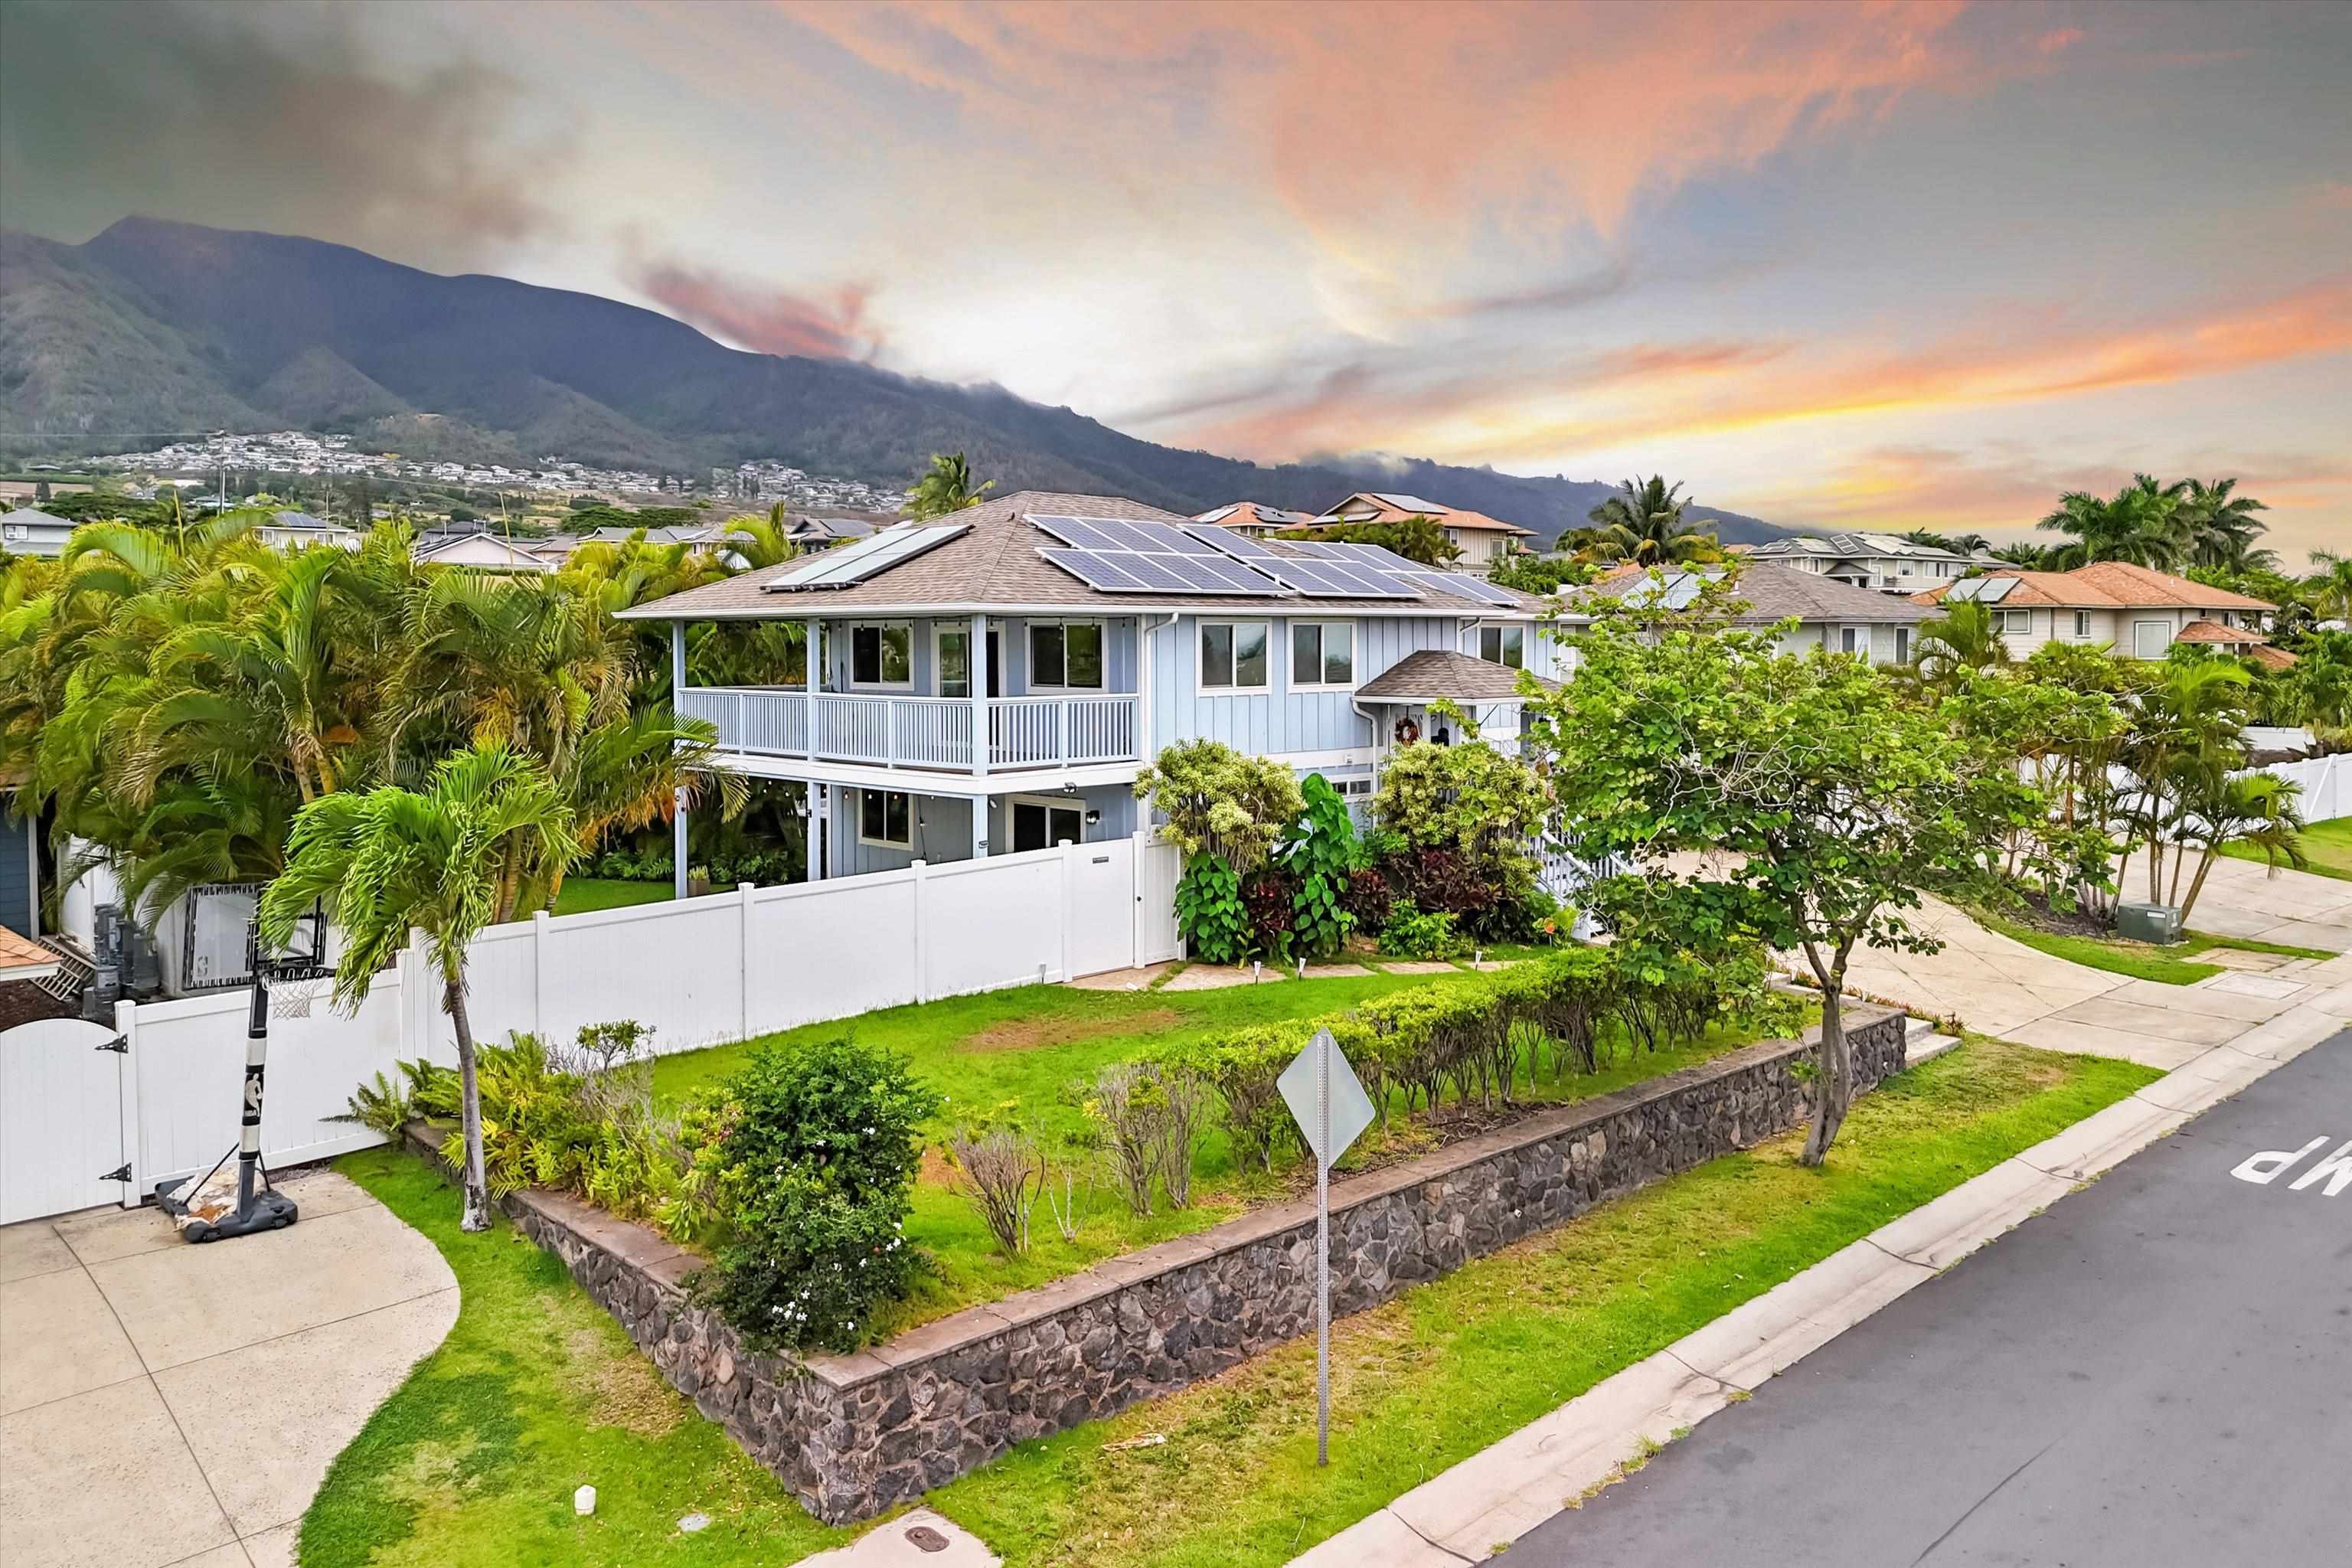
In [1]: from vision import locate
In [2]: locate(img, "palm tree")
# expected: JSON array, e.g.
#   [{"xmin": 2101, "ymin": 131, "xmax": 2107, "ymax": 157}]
[
  {"xmin": 1991, "ymin": 542, "xmax": 2050, "ymax": 567},
  {"xmin": 2037, "ymin": 475, "xmax": 2192, "ymax": 570},
  {"xmin": 2123, "ymin": 656, "xmax": 2252, "ymax": 902},
  {"xmin": 2310, "ymin": 550, "xmax": 2352, "ymax": 623},
  {"xmin": 1586, "ymin": 476, "xmax": 1719, "ymax": 563},
  {"xmin": 261, "ymin": 743, "xmax": 579, "ymax": 1231},
  {"xmin": 1913, "ymin": 599, "xmax": 2014, "ymax": 689},
  {"xmin": 2171, "ymin": 766, "xmax": 2304, "ymax": 924},
  {"xmin": 907, "ymin": 452, "xmax": 993, "ymax": 520},
  {"xmin": 2177, "ymin": 479, "xmax": 2273, "ymax": 572}
]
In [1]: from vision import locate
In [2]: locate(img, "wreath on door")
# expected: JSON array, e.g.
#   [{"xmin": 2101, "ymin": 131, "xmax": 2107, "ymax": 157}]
[{"xmin": 1393, "ymin": 715, "xmax": 1421, "ymax": 745}]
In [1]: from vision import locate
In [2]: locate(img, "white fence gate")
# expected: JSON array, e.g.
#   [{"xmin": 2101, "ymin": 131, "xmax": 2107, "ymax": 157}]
[
  {"xmin": 2258, "ymin": 753, "xmax": 2350, "ymax": 823},
  {"xmin": 4, "ymin": 832, "xmax": 1187, "ymax": 1224}
]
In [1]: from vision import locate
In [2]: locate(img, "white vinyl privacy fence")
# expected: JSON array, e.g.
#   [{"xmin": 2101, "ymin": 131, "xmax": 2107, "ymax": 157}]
[
  {"xmin": 2, "ymin": 835, "xmax": 1184, "ymax": 1224},
  {"xmin": 2257, "ymin": 753, "xmax": 2350, "ymax": 823}
]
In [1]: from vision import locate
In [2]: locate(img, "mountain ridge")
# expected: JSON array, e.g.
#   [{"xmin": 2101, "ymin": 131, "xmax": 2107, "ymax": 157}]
[{"xmin": 0, "ymin": 217, "xmax": 1798, "ymax": 544}]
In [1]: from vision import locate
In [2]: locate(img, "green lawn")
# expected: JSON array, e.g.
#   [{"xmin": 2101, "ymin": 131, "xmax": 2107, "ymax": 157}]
[
  {"xmin": 552, "ymin": 877, "xmax": 673, "ymax": 916},
  {"xmin": 2226, "ymin": 815, "xmax": 2352, "ymax": 883},
  {"xmin": 1971, "ymin": 908, "xmax": 2331, "ymax": 985},
  {"xmin": 647, "ymin": 970, "xmax": 1781, "ymax": 1335},
  {"xmin": 925, "ymin": 1036, "xmax": 2158, "ymax": 1566},
  {"xmin": 305, "ymin": 1148, "xmax": 847, "ymax": 1568}
]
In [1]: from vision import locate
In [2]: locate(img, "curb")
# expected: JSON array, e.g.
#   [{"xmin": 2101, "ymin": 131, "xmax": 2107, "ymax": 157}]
[{"xmin": 1290, "ymin": 1018, "xmax": 2342, "ymax": 1566}]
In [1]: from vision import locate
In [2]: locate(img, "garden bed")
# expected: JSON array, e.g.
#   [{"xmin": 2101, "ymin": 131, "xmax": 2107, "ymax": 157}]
[{"xmin": 399, "ymin": 1003, "xmax": 1903, "ymax": 1524}]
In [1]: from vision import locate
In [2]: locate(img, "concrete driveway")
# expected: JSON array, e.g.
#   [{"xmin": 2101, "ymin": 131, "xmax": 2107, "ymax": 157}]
[
  {"xmin": 1836, "ymin": 872, "xmax": 2352, "ymax": 1072},
  {"xmin": 0, "ymin": 1166, "xmax": 456, "ymax": 1568}
]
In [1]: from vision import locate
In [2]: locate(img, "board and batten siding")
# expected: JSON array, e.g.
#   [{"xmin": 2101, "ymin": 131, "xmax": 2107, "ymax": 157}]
[{"xmin": 1148, "ymin": 612, "xmax": 1537, "ymax": 757}]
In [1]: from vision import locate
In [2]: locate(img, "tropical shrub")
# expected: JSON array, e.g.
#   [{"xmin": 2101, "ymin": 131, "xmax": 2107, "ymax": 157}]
[
  {"xmin": 688, "ymin": 1037, "xmax": 940, "ymax": 1354},
  {"xmin": 1370, "ymin": 740, "xmax": 1548, "ymax": 936},
  {"xmin": 1282, "ymin": 774, "xmax": 1359, "ymax": 958},
  {"xmin": 1135, "ymin": 739, "xmax": 1303, "ymax": 872},
  {"xmin": 1379, "ymin": 900, "xmax": 1466, "ymax": 960},
  {"xmin": 1174, "ymin": 854, "xmax": 1252, "ymax": 964},
  {"xmin": 1239, "ymin": 867, "xmax": 1297, "ymax": 963}
]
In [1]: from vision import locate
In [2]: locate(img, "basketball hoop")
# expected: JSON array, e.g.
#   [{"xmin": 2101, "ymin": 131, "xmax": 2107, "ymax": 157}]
[
  {"xmin": 253, "ymin": 913, "xmax": 335, "ymax": 1018},
  {"xmin": 268, "ymin": 972, "xmax": 335, "ymax": 1019}
]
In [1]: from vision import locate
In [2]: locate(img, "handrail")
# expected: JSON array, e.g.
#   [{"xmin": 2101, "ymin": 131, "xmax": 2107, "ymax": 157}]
[{"xmin": 686, "ymin": 688, "xmax": 1137, "ymax": 772}]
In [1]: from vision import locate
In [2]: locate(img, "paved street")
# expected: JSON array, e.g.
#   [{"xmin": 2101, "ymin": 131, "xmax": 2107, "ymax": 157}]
[{"xmin": 1510, "ymin": 1031, "xmax": 2351, "ymax": 1568}]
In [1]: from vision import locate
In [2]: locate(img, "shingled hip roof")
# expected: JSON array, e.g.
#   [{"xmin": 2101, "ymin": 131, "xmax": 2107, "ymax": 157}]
[{"xmin": 1354, "ymin": 649, "xmax": 1557, "ymax": 701}]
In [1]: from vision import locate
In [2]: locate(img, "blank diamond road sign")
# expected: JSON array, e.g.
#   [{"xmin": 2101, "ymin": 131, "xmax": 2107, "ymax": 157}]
[{"xmin": 1279, "ymin": 1027, "xmax": 1376, "ymax": 1171}]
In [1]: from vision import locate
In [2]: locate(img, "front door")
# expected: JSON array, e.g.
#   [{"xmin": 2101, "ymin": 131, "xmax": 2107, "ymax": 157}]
[{"xmin": 1011, "ymin": 799, "xmax": 1085, "ymax": 853}]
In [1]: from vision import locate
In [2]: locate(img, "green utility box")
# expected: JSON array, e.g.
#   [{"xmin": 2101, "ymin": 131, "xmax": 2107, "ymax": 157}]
[{"xmin": 2117, "ymin": 901, "xmax": 2184, "ymax": 946}]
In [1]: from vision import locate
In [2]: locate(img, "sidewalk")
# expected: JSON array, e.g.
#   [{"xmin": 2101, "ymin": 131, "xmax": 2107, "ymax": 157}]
[{"xmin": 1297, "ymin": 879, "xmax": 2352, "ymax": 1565}]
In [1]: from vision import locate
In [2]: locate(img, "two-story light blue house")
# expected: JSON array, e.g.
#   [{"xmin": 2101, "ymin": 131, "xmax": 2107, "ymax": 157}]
[{"xmin": 619, "ymin": 492, "xmax": 1562, "ymax": 880}]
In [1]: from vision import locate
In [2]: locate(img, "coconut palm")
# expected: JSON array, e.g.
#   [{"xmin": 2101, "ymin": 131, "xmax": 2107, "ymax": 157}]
[
  {"xmin": 1991, "ymin": 542, "xmax": 2050, "ymax": 567},
  {"xmin": 1586, "ymin": 476, "xmax": 1719, "ymax": 563},
  {"xmin": 907, "ymin": 452, "xmax": 993, "ymax": 520},
  {"xmin": 261, "ymin": 742, "xmax": 579, "ymax": 1231},
  {"xmin": 2177, "ymin": 479, "xmax": 2274, "ymax": 573}
]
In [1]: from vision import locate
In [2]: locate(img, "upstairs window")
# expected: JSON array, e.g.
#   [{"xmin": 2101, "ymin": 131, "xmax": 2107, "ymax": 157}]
[
  {"xmin": 1478, "ymin": 624, "xmax": 1524, "ymax": 669},
  {"xmin": 1290, "ymin": 622, "xmax": 1355, "ymax": 688},
  {"xmin": 850, "ymin": 622, "xmax": 911, "ymax": 688},
  {"xmin": 1200, "ymin": 621, "xmax": 1269, "ymax": 691},
  {"xmin": 1028, "ymin": 620, "xmax": 1103, "ymax": 690}
]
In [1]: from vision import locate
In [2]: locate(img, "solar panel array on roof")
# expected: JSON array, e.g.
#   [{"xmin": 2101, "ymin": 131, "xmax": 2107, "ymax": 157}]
[
  {"xmin": 1946, "ymin": 576, "xmax": 2016, "ymax": 603},
  {"xmin": 1185, "ymin": 523, "xmax": 1277, "ymax": 557},
  {"xmin": 1040, "ymin": 547, "xmax": 1284, "ymax": 596},
  {"xmin": 763, "ymin": 522, "xmax": 969, "ymax": 591},
  {"xmin": 1249, "ymin": 557, "xmax": 1421, "ymax": 599},
  {"xmin": 1407, "ymin": 571, "xmax": 1521, "ymax": 606},
  {"xmin": 1029, "ymin": 514, "xmax": 1219, "ymax": 555},
  {"xmin": 1295, "ymin": 540, "xmax": 1428, "ymax": 573}
]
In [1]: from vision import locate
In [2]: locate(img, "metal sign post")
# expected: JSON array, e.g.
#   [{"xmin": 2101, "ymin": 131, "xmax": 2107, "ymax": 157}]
[{"xmin": 1278, "ymin": 1027, "xmax": 1375, "ymax": 1468}]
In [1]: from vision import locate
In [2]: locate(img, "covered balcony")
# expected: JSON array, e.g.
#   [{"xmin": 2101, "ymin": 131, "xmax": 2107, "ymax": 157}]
[{"xmin": 678, "ymin": 687, "xmax": 1138, "ymax": 772}]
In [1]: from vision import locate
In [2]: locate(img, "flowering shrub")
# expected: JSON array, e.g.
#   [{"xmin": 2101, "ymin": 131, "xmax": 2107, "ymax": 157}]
[{"xmin": 688, "ymin": 1037, "xmax": 940, "ymax": 1354}]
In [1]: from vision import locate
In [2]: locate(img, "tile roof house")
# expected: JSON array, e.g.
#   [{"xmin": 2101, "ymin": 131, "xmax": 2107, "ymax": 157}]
[
  {"xmin": 1574, "ymin": 561, "xmax": 1936, "ymax": 664},
  {"xmin": 1747, "ymin": 531, "xmax": 1997, "ymax": 593},
  {"xmin": 1288, "ymin": 492, "xmax": 1537, "ymax": 568},
  {"xmin": 1909, "ymin": 561, "xmax": 2290, "ymax": 665},
  {"xmin": 1193, "ymin": 501, "xmax": 1318, "ymax": 537},
  {"xmin": 620, "ymin": 491, "xmax": 1560, "ymax": 879}
]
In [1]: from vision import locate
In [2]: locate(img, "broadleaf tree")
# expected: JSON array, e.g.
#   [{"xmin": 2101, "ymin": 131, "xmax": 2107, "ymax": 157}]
[{"xmin": 1527, "ymin": 572, "xmax": 2001, "ymax": 1163}]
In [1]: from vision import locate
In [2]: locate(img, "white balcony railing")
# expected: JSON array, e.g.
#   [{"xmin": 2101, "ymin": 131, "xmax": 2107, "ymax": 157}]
[{"xmin": 680, "ymin": 688, "xmax": 1138, "ymax": 773}]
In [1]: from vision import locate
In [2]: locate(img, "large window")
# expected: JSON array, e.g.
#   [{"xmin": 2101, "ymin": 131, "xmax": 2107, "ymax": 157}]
[
  {"xmin": 1478, "ymin": 624, "xmax": 1525, "ymax": 669},
  {"xmin": 858, "ymin": 789, "xmax": 912, "ymax": 849},
  {"xmin": 850, "ymin": 622, "xmax": 912, "ymax": 688},
  {"xmin": 1028, "ymin": 620, "xmax": 1103, "ymax": 690},
  {"xmin": 1290, "ymin": 621, "xmax": 1355, "ymax": 688},
  {"xmin": 1009, "ymin": 798, "xmax": 1086, "ymax": 853},
  {"xmin": 1200, "ymin": 621, "xmax": 1270, "ymax": 691},
  {"xmin": 1995, "ymin": 609, "xmax": 2032, "ymax": 635}
]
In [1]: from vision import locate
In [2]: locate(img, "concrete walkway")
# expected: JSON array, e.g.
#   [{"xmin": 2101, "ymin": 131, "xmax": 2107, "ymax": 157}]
[
  {"xmin": 0, "ymin": 1167, "xmax": 457, "ymax": 1568},
  {"xmin": 1834, "ymin": 893, "xmax": 2127, "ymax": 1037},
  {"xmin": 2122, "ymin": 848, "xmax": 2352, "ymax": 953}
]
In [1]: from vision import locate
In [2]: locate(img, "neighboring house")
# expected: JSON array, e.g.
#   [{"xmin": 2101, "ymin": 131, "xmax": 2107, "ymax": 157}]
[
  {"xmin": 1193, "ymin": 501, "xmax": 1318, "ymax": 537},
  {"xmin": 786, "ymin": 515, "xmax": 887, "ymax": 548},
  {"xmin": 2, "ymin": 779, "xmax": 39, "ymax": 937},
  {"xmin": 1575, "ymin": 560, "xmax": 1936, "ymax": 664},
  {"xmin": 1746, "ymin": 531, "xmax": 1996, "ymax": 592},
  {"xmin": 0, "ymin": 506, "xmax": 74, "ymax": 557},
  {"xmin": 1909, "ymin": 562, "xmax": 2292, "ymax": 667},
  {"xmin": 413, "ymin": 529, "xmax": 560, "ymax": 572},
  {"xmin": 619, "ymin": 490, "xmax": 1559, "ymax": 879},
  {"xmin": 256, "ymin": 510, "xmax": 362, "ymax": 550},
  {"xmin": 1289, "ymin": 492, "xmax": 1537, "ymax": 568}
]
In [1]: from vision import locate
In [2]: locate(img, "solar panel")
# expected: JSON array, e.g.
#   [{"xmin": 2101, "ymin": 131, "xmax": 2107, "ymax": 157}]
[
  {"xmin": 1038, "ymin": 547, "xmax": 1285, "ymax": 596},
  {"xmin": 763, "ymin": 523, "xmax": 969, "ymax": 591},
  {"xmin": 1030, "ymin": 514, "xmax": 1217, "ymax": 555},
  {"xmin": 1317, "ymin": 541, "xmax": 1426, "ymax": 573},
  {"xmin": 1978, "ymin": 577, "xmax": 2016, "ymax": 603},
  {"xmin": 1185, "ymin": 524, "xmax": 1278, "ymax": 558},
  {"xmin": 1248, "ymin": 557, "xmax": 1422, "ymax": 599},
  {"xmin": 1403, "ymin": 570, "xmax": 1519, "ymax": 606}
]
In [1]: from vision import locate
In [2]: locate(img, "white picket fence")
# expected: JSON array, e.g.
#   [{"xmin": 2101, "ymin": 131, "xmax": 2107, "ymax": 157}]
[{"xmin": 3, "ymin": 835, "xmax": 1183, "ymax": 1223}]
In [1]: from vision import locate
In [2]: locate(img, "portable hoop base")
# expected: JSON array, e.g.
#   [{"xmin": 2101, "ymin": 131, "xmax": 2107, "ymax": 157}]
[{"xmin": 155, "ymin": 965, "xmax": 305, "ymax": 1243}]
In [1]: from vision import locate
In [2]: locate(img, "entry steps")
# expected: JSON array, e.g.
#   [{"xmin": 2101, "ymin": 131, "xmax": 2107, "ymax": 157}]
[{"xmin": 1905, "ymin": 1013, "xmax": 1962, "ymax": 1066}]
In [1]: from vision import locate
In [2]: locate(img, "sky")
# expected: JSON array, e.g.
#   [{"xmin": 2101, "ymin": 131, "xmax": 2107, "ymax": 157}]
[{"xmin": 2, "ymin": 0, "xmax": 2347, "ymax": 556}]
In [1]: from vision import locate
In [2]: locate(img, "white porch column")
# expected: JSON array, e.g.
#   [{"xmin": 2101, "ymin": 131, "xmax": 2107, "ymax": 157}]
[
  {"xmin": 972, "ymin": 794, "xmax": 988, "ymax": 861},
  {"xmin": 671, "ymin": 621, "xmax": 688, "ymax": 900},
  {"xmin": 970, "ymin": 612, "xmax": 990, "ymax": 782},
  {"xmin": 806, "ymin": 783, "xmax": 825, "ymax": 883}
]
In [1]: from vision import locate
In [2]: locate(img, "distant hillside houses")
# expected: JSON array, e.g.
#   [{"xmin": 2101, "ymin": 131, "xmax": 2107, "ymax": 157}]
[
  {"xmin": 1746, "ymin": 531, "xmax": 1998, "ymax": 593},
  {"xmin": 1194, "ymin": 490, "xmax": 1536, "ymax": 567}
]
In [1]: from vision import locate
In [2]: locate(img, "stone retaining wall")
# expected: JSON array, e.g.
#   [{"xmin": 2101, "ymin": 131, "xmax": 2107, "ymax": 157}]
[{"xmin": 410, "ymin": 1004, "xmax": 1903, "ymax": 1524}]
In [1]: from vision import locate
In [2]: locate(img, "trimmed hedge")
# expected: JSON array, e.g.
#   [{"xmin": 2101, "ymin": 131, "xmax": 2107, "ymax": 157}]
[{"xmin": 1148, "ymin": 946, "xmax": 1794, "ymax": 1173}]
